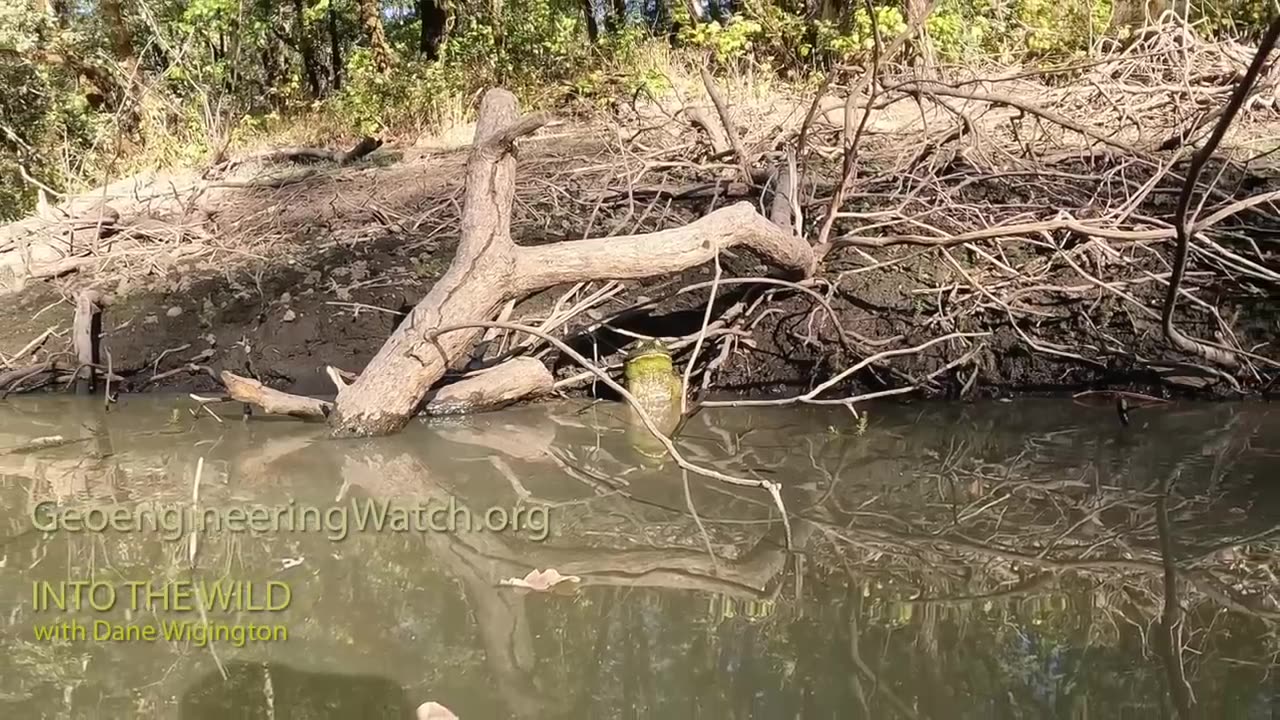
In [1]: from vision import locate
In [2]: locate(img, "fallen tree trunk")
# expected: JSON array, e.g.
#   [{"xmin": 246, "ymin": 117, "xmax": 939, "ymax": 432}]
[
  {"xmin": 328, "ymin": 88, "xmax": 813, "ymax": 438},
  {"xmin": 685, "ymin": 107, "xmax": 730, "ymax": 156},
  {"xmin": 0, "ymin": 362, "xmax": 55, "ymax": 394},
  {"xmin": 214, "ymin": 136, "xmax": 383, "ymax": 172},
  {"xmin": 222, "ymin": 371, "xmax": 333, "ymax": 419},
  {"xmin": 424, "ymin": 357, "xmax": 553, "ymax": 415}
]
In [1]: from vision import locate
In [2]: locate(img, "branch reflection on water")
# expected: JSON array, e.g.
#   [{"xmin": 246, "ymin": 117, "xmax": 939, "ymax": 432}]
[{"xmin": 0, "ymin": 397, "xmax": 1276, "ymax": 718}]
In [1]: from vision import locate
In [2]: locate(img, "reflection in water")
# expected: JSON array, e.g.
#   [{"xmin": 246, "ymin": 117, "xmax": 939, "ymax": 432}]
[
  {"xmin": 0, "ymin": 396, "xmax": 1277, "ymax": 718},
  {"xmin": 180, "ymin": 662, "xmax": 413, "ymax": 719}
]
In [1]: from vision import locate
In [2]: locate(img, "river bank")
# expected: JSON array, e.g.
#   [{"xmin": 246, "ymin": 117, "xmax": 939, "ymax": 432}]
[{"xmin": 2, "ymin": 32, "xmax": 1278, "ymax": 407}]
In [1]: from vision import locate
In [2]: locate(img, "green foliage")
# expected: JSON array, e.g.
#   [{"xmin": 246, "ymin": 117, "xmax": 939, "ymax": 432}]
[
  {"xmin": 0, "ymin": 7, "xmax": 106, "ymax": 220},
  {"xmin": 0, "ymin": 2, "xmax": 45, "ymax": 53},
  {"xmin": 1192, "ymin": 0, "xmax": 1275, "ymax": 38},
  {"xmin": 500, "ymin": 0, "xmax": 591, "ymax": 77},
  {"xmin": 3, "ymin": 0, "xmax": 1277, "ymax": 222},
  {"xmin": 677, "ymin": 17, "xmax": 766, "ymax": 62},
  {"xmin": 1015, "ymin": 0, "xmax": 1112, "ymax": 57},
  {"xmin": 738, "ymin": 3, "xmax": 910, "ymax": 66},
  {"xmin": 598, "ymin": 26, "xmax": 671, "ymax": 98},
  {"xmin": 926, "ymin": 0, "xmax": 996, "ymax": 59},
  {"xmin": 438, "ymin": 0, "xmax": 594, "ymax": 92},
  {"xmin": 332, "ymin": 0, "xmax": 593, "ymax": 134},
  {"xmin": 332, "ymin": 47, "xmax": 465, "ymax": 134},
  {"xmin": 816, "ymin": 6, "xmax": 908, "ymax": 57},
  {"xmin": 764, "ymin": 0, "xmax": 1112, "ymax": 64}
]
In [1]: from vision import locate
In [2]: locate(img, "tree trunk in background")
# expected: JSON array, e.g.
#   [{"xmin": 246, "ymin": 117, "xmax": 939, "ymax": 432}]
[
  {"xmin": 1113, "ymin": 0, "xmax": 1171, "ymax": 29},
  {"xmin": 652, "ymin": 0, "xmax": 670, "ymax": 30},
  {"xmin": 328, "ymin": 0, "xmax": 343, "ymax": 89},
  {"xmin": 417, "ymin": 0, "xmax": 448, "ymax": 59},
  {"xmin": 293, "ymin": 0, "xmax": 325, "ymax": 96},
  {"xmin": 684, "ymin": 0, "xmax": 703, "ymax": 25},
  {"xmin": 261, "ymin": 42, "xmax": 282, "ymax": 104},
  {"xmin": 491, "ymin": 0, "xmax": 506, "ymax": 47},
  {"xmin": 50, "ymin": 0, "xmax": 70, "ymax": 27},
  {"xmin": 581, "ymin": 0, "xmax": 599, "ymax": 41},
  {"xmin": 905, "ymin": 0, "xmax": 935, "ymax": 70},
  {"xmin": 53, "ymin": 0, "xmax": 70, "ymax": 26},
  {"xmin": 100, "ymin": 0, "xmax": 136, "ymax": 63},
  {"xmin": 707, "ymin": 0, "xmax": 725, "ymax": 24},
  {"xmin": 816, "ymin": 0, "xmax": 840, "ymax": 23},
  {"xmin": 227, "ymin": 16, "xmax": 243, "ymax": 90},
  {"xmin": 357, "ymin": 0, "xmax": 394, "ymax": 72}
]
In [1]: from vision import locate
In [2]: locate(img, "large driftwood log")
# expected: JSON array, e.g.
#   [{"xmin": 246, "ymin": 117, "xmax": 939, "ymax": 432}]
[
  {"xmin": 221, "ymin": 371, "xmax": 333, "ymax": 419},
  {"xmin": 328, "ymin": 88, "xmax": 813, "ymax": 438}
]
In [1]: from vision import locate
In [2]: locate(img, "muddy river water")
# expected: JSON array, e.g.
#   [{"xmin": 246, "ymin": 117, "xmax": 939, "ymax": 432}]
[{"xmin": 0, "ymin": 396, "xmax": 1276, "ymax": 718}]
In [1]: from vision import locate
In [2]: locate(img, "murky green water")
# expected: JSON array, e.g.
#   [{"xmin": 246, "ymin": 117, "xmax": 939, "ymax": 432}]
[{"xmin": 0, "ymin": 395, "xmax": 1276, "ymax": 719}]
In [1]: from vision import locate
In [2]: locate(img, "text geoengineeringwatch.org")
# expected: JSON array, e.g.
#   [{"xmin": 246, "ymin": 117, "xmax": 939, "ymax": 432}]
[{"xmin": 30, "ymin": 498, "xmax": 551, "ymax": 541}]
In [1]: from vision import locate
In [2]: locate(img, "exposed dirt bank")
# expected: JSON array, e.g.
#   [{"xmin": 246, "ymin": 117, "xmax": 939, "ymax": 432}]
[{"xmin": 0, "ymin": 137, "xmax": 1271, "ymax": 403}]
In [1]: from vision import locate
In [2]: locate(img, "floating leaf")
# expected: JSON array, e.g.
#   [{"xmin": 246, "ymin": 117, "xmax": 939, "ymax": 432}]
[
  {"xmin": 417, "ymin": 701, "xmax": 459, "ymax": 720},
  {"xmin": 499, "ymin": 568, "xmax": 581, "ymax": 591}
]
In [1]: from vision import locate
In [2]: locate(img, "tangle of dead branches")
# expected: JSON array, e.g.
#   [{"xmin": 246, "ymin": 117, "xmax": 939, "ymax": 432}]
[
  {"xmin": 509, "ymin": 18, "xmax": 1280, "ymax": 405},
  {"xmin": 1163, "ymin": 16, "xmax": 1280, "ymax": 370}
]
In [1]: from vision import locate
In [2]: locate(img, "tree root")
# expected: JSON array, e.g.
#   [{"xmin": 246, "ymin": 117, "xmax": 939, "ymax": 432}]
[{"xmin": 1162, "ymin": 15, "xmax": 1280, "ymax": 370}]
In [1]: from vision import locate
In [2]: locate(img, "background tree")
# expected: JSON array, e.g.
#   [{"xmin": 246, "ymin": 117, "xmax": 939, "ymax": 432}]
[
  {"xmin": 905, "ymin": 0, "xmax": 934, "ymax": 68},
  {"xmin": 101, "ymin": 0, "xmax": 136, "ymax": 64},
  {"xmin": 418, "ymin": 0, "xmax": 448, "ymax": 59},
  {"xmin": 290, "ymin": 0, "xmax": 326, "ymax": 96},
  {"xmin": 581, "ymin": 0, "xmax": 599, "ymax": 41},
  {"xmin": 358, "ymin": 0, "xmax": 394, "ymax": 71},
  {"xmin": 327, "ymin": 0, "xmax": 344, "ymax": 89}
]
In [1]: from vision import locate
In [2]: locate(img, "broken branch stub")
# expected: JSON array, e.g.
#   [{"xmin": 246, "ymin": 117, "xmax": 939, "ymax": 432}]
[
  {"xmin": 327, "ymin": 87, "xmax": 813, "ymax": 438},
  {"xmin": 73, "ymin": 290, "xmax": 104, "ymax": 395}
]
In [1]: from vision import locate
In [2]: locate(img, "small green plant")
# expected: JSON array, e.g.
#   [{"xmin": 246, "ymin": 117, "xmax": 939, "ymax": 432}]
[
  {"xmin": 678, "ymin": 17, "xmax": 766, "ymax": 63},
  {"xmin": 1192, "ymin": 0, "xmax": 1274, "ymax": 37},
  {"xmin": 1015, "ymin": 0, "xmax": 1112, "ymax": 58},
  {"xmin": 927, "ymin": 0, "xmax": 995, "ymax": 60}
]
